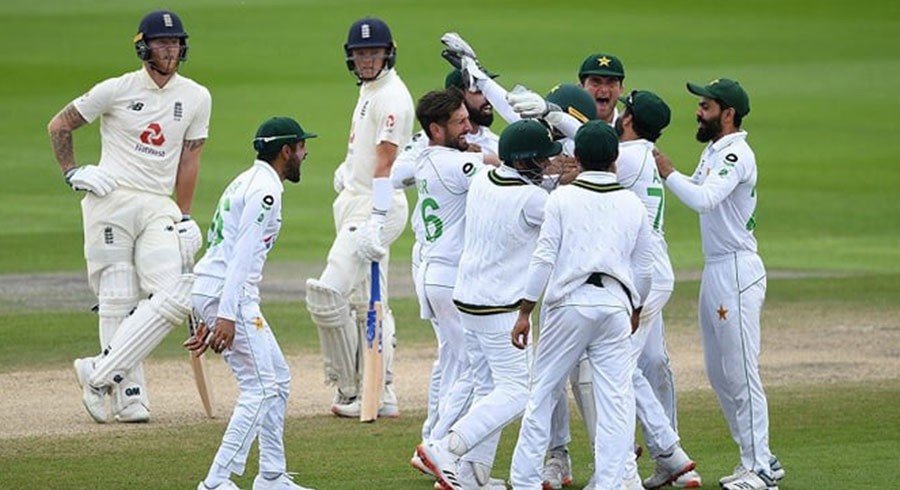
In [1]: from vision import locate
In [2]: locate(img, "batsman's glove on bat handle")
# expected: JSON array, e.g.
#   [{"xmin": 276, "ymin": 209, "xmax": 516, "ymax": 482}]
[
  {"xmin": 355, "ymin": 217, "xmax": 387, "ymax": 263},
  {"xmin": 176, "ymin": 215, "xmax": 203, "ymax": 272},
  {"xmin": 64, "ymin": 165, "xmax": 117, "ymax": 197}
]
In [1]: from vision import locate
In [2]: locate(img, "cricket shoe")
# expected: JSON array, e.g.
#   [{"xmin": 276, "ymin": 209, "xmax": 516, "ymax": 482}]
[
  {"xmin": 719, "ymin": 457, "xmax": 784, "ymax": 487},
  {"xmin": 769, "ymin": 456, "xmax": 785, "ymax": 481},
  {"xmin": 641, "ymin": 446, "xmax": 695, "ymax": 489},
  {"xmin": 541, "ymin": 448, "xmax": 573, "ymax": 490},
  {"xmin": 115, "ymin": 402, "xmax": 150, "ymax": 423},
  {"xmin": 411, "ymin": 445, "xmax": 435, "ymax": 476},
  {"xmin": 719, "ymin": 471, "xmax": 778, "ymax": 490},
  {"xmin": 672, "ymin": 470, "xmax": 702, "ymax": 488},
  {"xmin": 73, "ymin": 357, "xmax": 109, "ymax": 423},
  {"xmin": 252, "ymin": 473, "xmax": 315, "ymax": 490},
  {"xmin": 419, "ymin": 438, "xmax": 462, "ymax": 490},
  {"xmin": 198, "ymin": 480, "xmax": 242, "ymax": 490}
]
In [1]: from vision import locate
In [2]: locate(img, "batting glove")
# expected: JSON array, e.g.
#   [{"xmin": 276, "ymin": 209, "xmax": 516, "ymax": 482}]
[
  {"xmin": 354, "ymin": 218, "xmax": 386, "ymax": 263},
  {"xmin": 175, "ymin": 215, "xmax": 203, "ymax": 272},
  {"xmin": 64, "ymin": 165, "xmax": 117, "ymax": 197}
]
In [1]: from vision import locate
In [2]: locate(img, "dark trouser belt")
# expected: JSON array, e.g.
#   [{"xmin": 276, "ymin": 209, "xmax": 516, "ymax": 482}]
[{"xmin": 586, "ymin": 272, "xmax": 605, "ymax": 288}]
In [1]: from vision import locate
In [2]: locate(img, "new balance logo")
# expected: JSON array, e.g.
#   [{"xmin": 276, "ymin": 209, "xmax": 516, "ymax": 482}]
[{"xmin": 128, "ymin": 101, "xmax": 144, "ymax": 111}]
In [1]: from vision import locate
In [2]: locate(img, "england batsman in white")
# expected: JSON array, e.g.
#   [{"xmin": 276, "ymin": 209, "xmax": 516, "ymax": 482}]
[
  {"xmin": 305, "ymin": 16, "xmax": 414, "ymax": 418},
  {"xmin": 50, "ymin": 10, "xmax": 211, "ymax": 424}
]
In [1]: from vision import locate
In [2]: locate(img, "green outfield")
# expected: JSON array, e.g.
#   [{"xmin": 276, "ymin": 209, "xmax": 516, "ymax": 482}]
[{"xmin": 1, "ymin": 0, "xmax": 899, "ymax": 489}]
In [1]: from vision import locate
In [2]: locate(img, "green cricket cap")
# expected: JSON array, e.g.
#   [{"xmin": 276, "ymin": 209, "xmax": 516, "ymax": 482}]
[
  {"xmin": 253, "ymin": 117, "xmax": 317, "ymax": 152},
  {"xmin": 498, "ymin": 120, "xmax": 563, "ymax": 162},
  {"xmin": 574, "ymin": 120, "xmax": 619, "ymax": 164},
  {"xmin": 444, "ymin": 68, "xmax": 499, "ymax": 89},
  {"xmin": 578, "ymin": 52, "xmax": 625, "ymax": 81},
  {"xmin": 618, "ymin": 90, "xmax": 671, "ymax": 136},
  {"xmin": 686, "ymin": 78, "xmax": 750, "ymax": 117}
]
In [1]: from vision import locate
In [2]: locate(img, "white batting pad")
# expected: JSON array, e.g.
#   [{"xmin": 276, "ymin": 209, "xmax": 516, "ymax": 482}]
[
  {"xmin": 306, "ymin": 278, "xmax": 359, "ymax": 397},
  {"xmin": 97, "ymin": 263, "xmax": 148, "ymax": 412},
  {"xmin": 90, "ymin": 273, "xmax": 194, "ymax": 387},
  {"xmin": 570, "ymin": 357, "xmax": 597, "ymax": 447}
]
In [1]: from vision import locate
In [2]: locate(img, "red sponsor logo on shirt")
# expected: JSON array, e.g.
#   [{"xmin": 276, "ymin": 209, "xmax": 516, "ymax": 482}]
[{"xmin": 139, "ymin": 122, "xmax": 166, "ymax": 146}]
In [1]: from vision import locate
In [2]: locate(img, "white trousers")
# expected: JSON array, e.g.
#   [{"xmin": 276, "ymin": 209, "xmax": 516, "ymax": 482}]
[
  {"xmin": 194, "ymin": 294, "xmax": 291, "ymax": 477},
  {"xmin": 82, "ymin": 188, "xmax": 183, "ymax": 412},
  {"xmin": 511, "ymin": 283, "xmax": 635, "ymax": 490},
  {"xmin": 424, "ymin": 277, "xmax": 473, "ymax": 440},
  {"xmin": 700, "ymin": 252, "xmax": 773, "ymax": 476},
  {"xmin": 450, "ymin": 311, "xmax": 531, "ymax": 469}
]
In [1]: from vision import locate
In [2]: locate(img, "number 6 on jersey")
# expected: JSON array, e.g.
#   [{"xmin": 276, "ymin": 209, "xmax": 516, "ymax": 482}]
[{"xmin": 360, "ymin": 261, "xmax": 384, "ymax": 422}]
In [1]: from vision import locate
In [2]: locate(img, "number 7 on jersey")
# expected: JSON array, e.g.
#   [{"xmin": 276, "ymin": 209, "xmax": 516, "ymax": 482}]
[{"xmin": 360, "ymin": 261, "xmax": 384, "ymax": 422}]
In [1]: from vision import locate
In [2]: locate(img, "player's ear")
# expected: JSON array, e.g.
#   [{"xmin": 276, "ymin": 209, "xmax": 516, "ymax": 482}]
[{"xmin": 428, "ymin": 121, "xmax": 442, "ymax": 140}]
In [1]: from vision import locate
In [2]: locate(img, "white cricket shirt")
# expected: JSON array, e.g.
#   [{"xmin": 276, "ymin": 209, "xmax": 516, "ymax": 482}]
[
  {"xmin": 413, "ymin": 146, "xmax": 485, "ymax": 284},
  {"xmin": 525, "ymin": 171, "xmax": 653, "ymax": 309},
  {"xmin": 617, "ymin": 139, "xmax": 674, "ymax": 290},
  {"xmin": 193, "ymin": 161, "xmax": 284, "ymax": 321},
  {"xmin": 453, "ymin": 166, "xmax": 547, "ymax": 314},
  {"xmin": 343, "ymin": 69, "xmax": 414, "ymax": 194},
  {"xmin": 664, "ymin": 131, "xmax": 759, "ymax": 260},
  {"xmin": 73, "ymin": 68, "xmax": 211, "ymax": 196}
]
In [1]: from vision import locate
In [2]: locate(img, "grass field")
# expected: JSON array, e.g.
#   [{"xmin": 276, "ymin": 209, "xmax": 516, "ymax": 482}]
[{"xmin": 1, "ymin": 0, "xmax": 899, "ymax": 489}]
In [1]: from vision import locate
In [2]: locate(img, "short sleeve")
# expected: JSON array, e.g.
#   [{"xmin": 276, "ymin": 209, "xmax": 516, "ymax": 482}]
[
  {"xmin": 184, "ymin": 86, "xmax": 212, "ymax": 141},
  {"xmin": 72, "ymin": 77, "xmax": 119, "ymax": 124}
]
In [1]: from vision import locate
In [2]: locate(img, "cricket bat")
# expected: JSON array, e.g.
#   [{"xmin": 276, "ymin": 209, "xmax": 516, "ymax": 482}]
[
  {"xmin": 188, "ymin": 313, "xmax": 216, "ymax": 418},
  {"xmin": 359, "ymin": 261, "xmax": 384, "ymax": 422}
]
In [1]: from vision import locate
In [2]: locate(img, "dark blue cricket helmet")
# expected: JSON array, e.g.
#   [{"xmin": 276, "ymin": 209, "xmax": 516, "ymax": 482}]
[
  {"xmin": 134, "ymin": 10, "xmax": 189, "ymax": 61},
  {"xmin": 344, "ymin": 17, "xmax": 396, "ymax": 77}
]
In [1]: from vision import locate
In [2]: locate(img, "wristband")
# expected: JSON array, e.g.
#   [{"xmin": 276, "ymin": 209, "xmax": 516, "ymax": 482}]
[{"xmin": 372, "ymin": 176, "xmax": 392, "ymax": 214}]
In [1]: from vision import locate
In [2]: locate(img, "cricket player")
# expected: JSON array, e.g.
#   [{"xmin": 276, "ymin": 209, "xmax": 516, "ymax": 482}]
[
  {"xmin": 509, "ymin": 121, "xmax": 653, "ymax": 490},
  {"xmin": 613, "ymin": 90, "xmax": 697, "ymax": 489},
  {"xmin": 186, "ymin": 117, "xmax": 317, "ymax": 490},
  {"xmin": 577, "ymin": 52, "xmax": 625, "ymax": 126},
  {"xmin": 419, "ymin": 120, "xmax": 562, "ymax": 490},
  {"xmin": 508, "ymin": 84, "xmax": 702, "ymax": 489},
  {"xmin": 653, "ymin": 78, "xmax": 784, "ymax": 490},
  {"xmin": 50, "ymin": 10, "xmax": 211, "ymax": 423},
  {"xmin": 404, "ymin": 88, "xmax": 493, "ymax": 480},
  {"xmin": 305, "ymin": 16, "xmax": 414, "ymax": 418}
]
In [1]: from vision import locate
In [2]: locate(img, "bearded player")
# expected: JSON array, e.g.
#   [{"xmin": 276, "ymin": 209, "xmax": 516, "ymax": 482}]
[{"xmin": 49, "ymin": 10, "xmax": 211, "ymax": 424}]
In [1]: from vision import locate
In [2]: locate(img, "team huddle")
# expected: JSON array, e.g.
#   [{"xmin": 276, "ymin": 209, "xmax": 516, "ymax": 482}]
[{"xmin": 47, "ymin": 9, "xmax": 782, "ymax": 490}]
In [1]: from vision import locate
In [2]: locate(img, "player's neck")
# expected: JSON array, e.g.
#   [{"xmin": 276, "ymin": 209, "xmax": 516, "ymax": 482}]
[{"xmin": 144, "ymin": 63, "xmax": 177, "ymax": 88}]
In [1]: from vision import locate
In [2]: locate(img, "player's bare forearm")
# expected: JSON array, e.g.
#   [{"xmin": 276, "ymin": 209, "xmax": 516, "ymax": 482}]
[
  {"xmin": 176, "ymin": 138, "xmax": 205, "ymax": 214},
  {"xmin": 47, "ymin": 103, "xmax": 87, "ymax": 174},
  {"xmin": 373, "ymin": 141, "xmax": 399, "ymax": 178}
]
